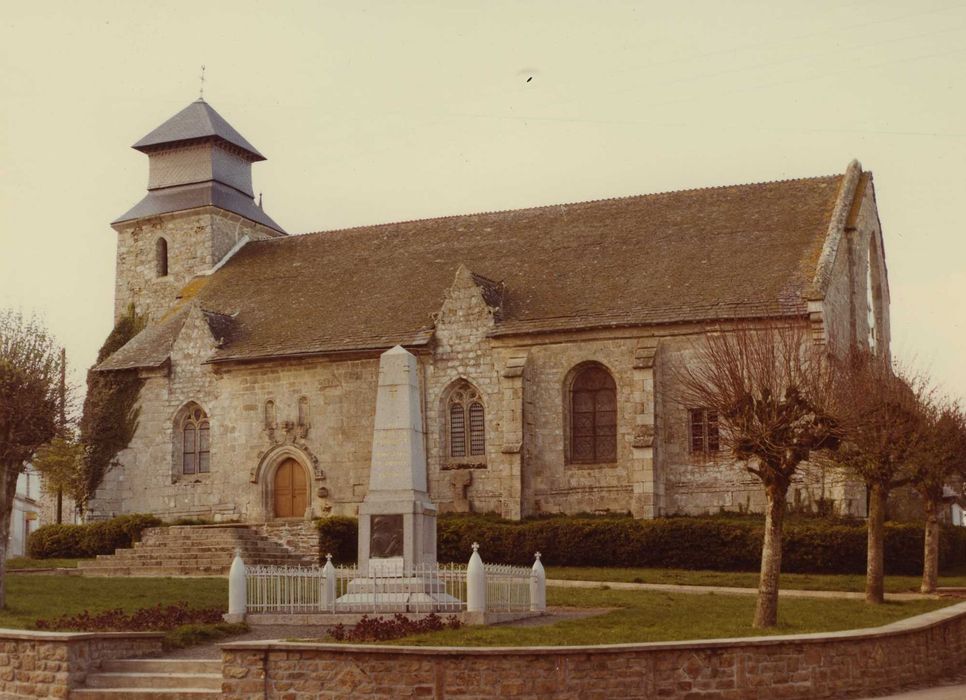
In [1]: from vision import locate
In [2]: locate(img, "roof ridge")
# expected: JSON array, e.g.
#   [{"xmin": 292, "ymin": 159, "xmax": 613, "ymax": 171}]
[{"xmin": 266, "ymin": 172, "xmax": 843, "ymax": 242}]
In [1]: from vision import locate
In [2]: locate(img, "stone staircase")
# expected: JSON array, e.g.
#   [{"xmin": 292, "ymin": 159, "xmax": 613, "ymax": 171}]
[
  {"xmin": 77, "ymin": 523, "xmax": 317, "ymax": 577},
  {"xmin": 70, "ymin": 658, "xmax": 221, "ymax": 699}
]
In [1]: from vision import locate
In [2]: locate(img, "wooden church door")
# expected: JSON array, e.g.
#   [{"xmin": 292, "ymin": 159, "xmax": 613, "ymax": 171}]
[{"xmin": 274, "ymin": 458, "xmax": 307, "ymax": 518}]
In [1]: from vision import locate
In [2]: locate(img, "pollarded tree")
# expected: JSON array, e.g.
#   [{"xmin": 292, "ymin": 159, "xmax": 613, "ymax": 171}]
[
  {"xmin": 0, "ymin": 311, "xmax": 62, "ymax": 607},
  {"xmin": 832, "ymin": 349, "xmax": 928, "ymax": 604},
  {"xmin": 676, "ymin": 323, "xmax": 839, "ymax": 628},
  {"xmin": 908, "ymin": 403, "xmax": 966, "ymax": 593}
]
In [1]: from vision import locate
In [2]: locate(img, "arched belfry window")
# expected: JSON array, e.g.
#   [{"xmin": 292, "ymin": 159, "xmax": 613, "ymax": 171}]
[
  {"xmin": 569, "ymin": 364, "xmax": 617, "ymax": 464},
  {"xmin": 156, "ymin": 238, "xmax": 168, "ymax": 277},
  {"xmin": 446, "ymin": 381, "xmax": 486, "ymax": 463},
  {"xmin": 180, "ymin": 404, "xmax": 210, "ymax": 474}
]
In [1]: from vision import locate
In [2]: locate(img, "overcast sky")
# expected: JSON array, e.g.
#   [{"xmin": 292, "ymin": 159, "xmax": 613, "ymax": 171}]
[{"xmin": 2, "ymin": 1, "xmax": 965, "ymax": 400}]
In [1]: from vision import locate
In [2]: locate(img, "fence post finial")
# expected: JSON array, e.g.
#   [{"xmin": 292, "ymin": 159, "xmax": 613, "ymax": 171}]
[
  {"xmin": 225, "ymin": 548, "xmax": 247, "ymax": 623},
  {"xmin": 530, "ymin": 551, "xmax": 546, "ymax": 613},
  {"xmin": 467, "ymin": 542, "xmax": 486, "ymax": 616},
  {"xmin": 322, "ymin": 553, "xmax": 336, "ymax": 611}
]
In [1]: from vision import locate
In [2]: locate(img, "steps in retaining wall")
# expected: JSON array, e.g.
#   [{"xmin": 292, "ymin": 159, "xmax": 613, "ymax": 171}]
[
  {"xmin": 76, "ymin": 523, "xmax": 318, "ymax": 577},
  {"xmin": 69, "ymin": 659, "xmax": 221, "ymax": 699}
]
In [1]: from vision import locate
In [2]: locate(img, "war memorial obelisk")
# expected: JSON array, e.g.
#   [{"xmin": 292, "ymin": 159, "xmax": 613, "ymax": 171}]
[{"xmin": 337, "ymin": 345, "xmax": 455, "ymax": 610}]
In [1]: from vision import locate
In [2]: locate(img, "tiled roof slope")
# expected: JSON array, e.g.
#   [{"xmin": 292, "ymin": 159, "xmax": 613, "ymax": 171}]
[{"xmin": 103, "ymin": 173, "xmax": 848, "ymax": 368}]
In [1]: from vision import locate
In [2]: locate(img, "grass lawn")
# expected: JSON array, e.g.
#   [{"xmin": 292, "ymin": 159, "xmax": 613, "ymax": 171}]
[
  {"xmin": 6, "ymin": 557, "xmax": 91, "ymax": 570},
  {"xmin": 0, "ymin": 575, "xmax": 228, "ymax": 630},
  {"xmin": 545, "ymin": 565, "xmax": 966, "ymax": 593},
  {"xmin": 392, "ymin": 587, "xmax": 955, "ymax": 647}
]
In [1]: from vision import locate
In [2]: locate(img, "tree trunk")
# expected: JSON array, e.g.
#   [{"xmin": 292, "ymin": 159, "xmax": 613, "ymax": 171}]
[
  {"xmin": 0, "ymin": 464, "xmax": 23, "ymax": 609},
  {"xmin": 754, "ymin": 484, "xmax": 787, "ymax": 628},
  {"xmin": 866, "ymin": 482, "xmax": 887, "ymax": 604},
  {"xmin": 920, "ymin": 497, "xmax": 941, "ymax": 594}
]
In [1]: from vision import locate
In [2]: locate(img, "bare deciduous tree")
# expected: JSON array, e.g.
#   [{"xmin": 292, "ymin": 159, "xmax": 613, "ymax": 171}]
[
  {"xmin": 908, "ymin": 403, "xmax": 966, "ymax": 593},
  {"xmin": 832, "ymin": 349, "xmax": 928, "ymax": 604},
  {"xmin": 676, "ymin": 322, "xmax": 838, "ymax": 628},
  {"xmin": 0, "ymin": 311, "xmax": 62, "ymax": 608}
]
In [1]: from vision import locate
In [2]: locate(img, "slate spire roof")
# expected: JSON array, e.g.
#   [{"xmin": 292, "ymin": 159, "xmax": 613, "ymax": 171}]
[
  {"xmin": 132, "ymin": 99, "xmax": 265, "ymax": 161},
  {"xmin": 114, "ymin": 100, "xmax": 284, "ymax": 232}
]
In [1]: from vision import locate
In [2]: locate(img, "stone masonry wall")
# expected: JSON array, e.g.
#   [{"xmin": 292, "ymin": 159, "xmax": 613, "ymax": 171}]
[
  {"xmin": 112, "ymin": 207, "xmax": 279, "ymax": 324},
  {"xmin": 819, "ymin": 177, "xmax": 890, "ymax": 356},
  {"xmin": 0, "ymin": 630, "xmax": 162, "ymax": 699},
  {"xmin": 425, "ymin": 267, "xmax": 517, "ymax": 518},
  {"xmin": 509, "ymin": 333, "xmax": 657, "ymax": 517},
  {"xmin": 221, "ymin": 602, "xmax": 966, "ymax": 700},
  {"xmin": 91, "ymin": 320, "xmax": 866, "ymax": 523},
  {"xmin": 89, "ymin": 341, "xmax": 380, "ymax": 522},
  {"xmin": 656, "ymin": 334, "xmax": 866, "ymax": 517}
]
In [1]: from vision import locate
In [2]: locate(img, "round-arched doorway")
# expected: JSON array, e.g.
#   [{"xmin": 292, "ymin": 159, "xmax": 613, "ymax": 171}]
[{"xmin": 273, "ymin": 458, "xmax": 308, "ymax": 518}]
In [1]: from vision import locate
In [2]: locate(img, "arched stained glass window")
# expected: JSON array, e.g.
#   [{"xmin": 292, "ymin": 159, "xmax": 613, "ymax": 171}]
[
  {"xmin": 181, "ymin": 405, "xmax": 210, "ymax": 474},
  {"xmin": 569, "ymin": 365, "xmax": 617, "ymax": 464},
  {"xmin": 447, "ymin": 382, "xmax": 485, "ymax": 461}
]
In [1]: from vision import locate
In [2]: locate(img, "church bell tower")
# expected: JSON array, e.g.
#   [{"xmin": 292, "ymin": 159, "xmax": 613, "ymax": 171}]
[{"xmin": 111, "ymin": 99, "xmax": 285, "ymax": 322}]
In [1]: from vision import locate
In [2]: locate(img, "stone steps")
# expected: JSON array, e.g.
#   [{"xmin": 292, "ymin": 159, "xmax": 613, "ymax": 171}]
[
  {"xmin": 70, "ymin": 659, "xmax": 221, "ymax": 699},
  {"xmin": 77, "ymin": 524, "xmax": 317, "ymax": 577}
]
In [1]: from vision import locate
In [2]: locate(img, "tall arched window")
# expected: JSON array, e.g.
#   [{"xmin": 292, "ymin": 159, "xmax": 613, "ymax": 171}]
[
  {"xmin": 446, "ymin": 381, "xmax": 486, "ymax": 462},
  {"xmin": 867, "ymin": 240, "xmax": 878, "ymax": 352},
  {"xmin": 156, "ymin": 238, "xmax": 169, "ymax": 277},
  {"xmin": 181, "ymin": 405, "xmax": 210, "ymax": 474},
  {"xmin": 569, "ymin": 364, "xmax": 617, "ymax": 464}
]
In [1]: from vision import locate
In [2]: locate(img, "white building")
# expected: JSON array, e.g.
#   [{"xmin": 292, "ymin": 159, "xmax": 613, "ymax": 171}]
[{"xmin": 8, "ymin": 466, "xmax": 41, "ymax": 558}]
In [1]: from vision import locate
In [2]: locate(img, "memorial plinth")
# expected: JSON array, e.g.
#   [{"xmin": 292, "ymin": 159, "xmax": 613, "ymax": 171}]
[{"xmin": 337, "ymin": 345, "xmax": 457, "ymax": 610}]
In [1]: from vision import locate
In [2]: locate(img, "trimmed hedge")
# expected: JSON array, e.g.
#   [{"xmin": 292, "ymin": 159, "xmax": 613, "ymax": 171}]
[
  {"xmin": 317, "ymin": 516, "xmax": 359, "ymax": 564},
  {"xmin": 320, "ymin": 514, "xmax": 966, "ymax": 575},
  {"xmin": 27, "ymin": 514, "xmax": 162, "ymax": 559}
]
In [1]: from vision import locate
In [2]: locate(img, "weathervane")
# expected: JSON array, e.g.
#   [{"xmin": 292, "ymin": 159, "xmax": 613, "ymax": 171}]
[{"xmin": 199, "ymin": 65, "xmax": 206, "ymax": 101}]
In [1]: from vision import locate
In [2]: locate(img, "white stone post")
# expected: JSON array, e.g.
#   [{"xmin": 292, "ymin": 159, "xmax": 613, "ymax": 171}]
[
  {"xmin": 322, "ymin": 553, "xmax": 336, "ymax": 612},
  {"xmin": 225, "ymin": 548, "xmax": 247, "ymax": 623},
  {"xmin": 466, "ymin": 542, "xmax": 486, "ymax": 615},
  {"xmin": 530, "ymin": 552, "xmax": 546, "ymax": 612}
]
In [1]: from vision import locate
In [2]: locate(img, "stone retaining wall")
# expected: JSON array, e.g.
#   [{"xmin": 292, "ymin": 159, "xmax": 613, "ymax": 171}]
[
  {"xmin": 0, "ymin": 629, "xmax": 163, "ymax": 699},
  {"xmin": 256, "ymin": 520, "xmax": 321, "ymax": 563},
  {"xmin": 221, "ymin": 601, "xmax": 966, "ymax": 699}
]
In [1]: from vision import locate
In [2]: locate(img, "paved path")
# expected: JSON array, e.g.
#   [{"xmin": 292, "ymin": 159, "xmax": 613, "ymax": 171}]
[{"xmin": 546, "ymin": 578, "xmax": 942, "ymax": 600}]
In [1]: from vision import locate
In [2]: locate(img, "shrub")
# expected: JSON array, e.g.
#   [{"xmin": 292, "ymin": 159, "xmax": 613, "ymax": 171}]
[
  {"xmin": 329, "ymin": 613, "xmax": 460, "ymax": 642},
  {"xmin": 28, "ymin": 513, "xmax": 162, "ymax": 559},
  {"xmin": 34, "ymin": 602, "xmax": 224, "ymax": 632},
  {"xmin": 26, "ymin": 524, "xmax": 84, "ymax": 559},
  {"xmin": 314, "ymin": 514, "xmax": 966, "ymax": 575},
  {"xmin": 317, "ymin": 516, "xmax": 359, "ymax": 564}
]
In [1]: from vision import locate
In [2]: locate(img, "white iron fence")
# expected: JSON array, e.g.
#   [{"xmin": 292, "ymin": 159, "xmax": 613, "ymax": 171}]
[{"xmin": 233, "ymin": 547, "xmax": 545, "ymax": 617}]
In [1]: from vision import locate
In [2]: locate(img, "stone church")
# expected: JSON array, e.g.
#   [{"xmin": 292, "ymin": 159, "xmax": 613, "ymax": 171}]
[{"xmin": 89, "ymin": 99, "xmax": 889, "ymax": 523}]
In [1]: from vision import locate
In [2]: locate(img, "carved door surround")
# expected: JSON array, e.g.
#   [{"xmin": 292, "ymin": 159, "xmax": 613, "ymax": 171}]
[{"xmin": 253, "ymin": 444, "xmax": 325, "ymax": 521}]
